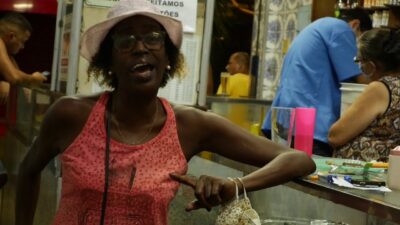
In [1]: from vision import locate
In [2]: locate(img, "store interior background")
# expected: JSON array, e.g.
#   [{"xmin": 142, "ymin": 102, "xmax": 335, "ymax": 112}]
[
  {"xmin": 0, "ymin": 0, "xmax": 57, "ymax": 84},
  {"xmin": 0, "ymin": 0, "xmax": 400, "ymax": 224},
  {"xmin": 208, "ymin": 0, "xmax": 255, "ymax": 94}
]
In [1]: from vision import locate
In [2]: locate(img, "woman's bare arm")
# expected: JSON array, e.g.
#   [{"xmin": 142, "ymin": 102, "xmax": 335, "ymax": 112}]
[{"xmin": 328, "ymin": 81, "xmax": 389, "ymax": 147}]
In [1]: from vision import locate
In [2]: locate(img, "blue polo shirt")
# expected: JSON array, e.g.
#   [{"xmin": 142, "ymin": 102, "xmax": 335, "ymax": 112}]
[{"xmin": 262, "ymin": 17, "xmax": 362, "ymax": 144}]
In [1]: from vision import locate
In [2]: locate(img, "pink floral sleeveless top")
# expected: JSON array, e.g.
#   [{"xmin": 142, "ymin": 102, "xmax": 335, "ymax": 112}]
[{"xmin": 52, "ymin": 93, "xmax": 188, "ymax": 225}]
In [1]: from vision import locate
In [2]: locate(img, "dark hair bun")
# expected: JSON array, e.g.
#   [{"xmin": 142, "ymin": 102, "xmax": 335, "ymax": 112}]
[{"xmin": 384, "ymin": 29, "xmax": 400, "ymax": 55}]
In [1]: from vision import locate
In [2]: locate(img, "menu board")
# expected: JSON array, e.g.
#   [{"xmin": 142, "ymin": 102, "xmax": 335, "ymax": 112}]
[{"xmin": 158, "ymin": 34, "xmax": 200, "ymax": 105}]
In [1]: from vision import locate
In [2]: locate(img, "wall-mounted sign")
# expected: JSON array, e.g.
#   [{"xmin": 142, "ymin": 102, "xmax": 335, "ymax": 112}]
[{"xmin": 85, "ymin": 0, "xmax": 197, "ymax": 33}]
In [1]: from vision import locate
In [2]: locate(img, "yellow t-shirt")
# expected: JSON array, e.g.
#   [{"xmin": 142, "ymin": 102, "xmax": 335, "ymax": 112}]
[
  {"xmin": 216, "ymin": 73, "xmax": 251, "ymax": 129},
  {"xmin": 217, "ymin": 73, "xmax": 250, "ymax": 98}
]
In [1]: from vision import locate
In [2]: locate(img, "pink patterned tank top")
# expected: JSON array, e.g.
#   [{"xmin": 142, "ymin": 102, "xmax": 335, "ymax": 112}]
[{"xmin": 52, "ymin": 92, "xmax": 188, "ymax": 225}]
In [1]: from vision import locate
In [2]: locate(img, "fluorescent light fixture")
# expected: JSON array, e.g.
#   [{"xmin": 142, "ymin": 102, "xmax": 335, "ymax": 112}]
[{"xmin": 13, "ymin": 3, "xmax": 34, "ymax": 9}]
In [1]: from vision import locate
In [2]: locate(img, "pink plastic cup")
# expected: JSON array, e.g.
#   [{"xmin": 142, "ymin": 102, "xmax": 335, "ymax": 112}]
[{"xmin": 294, "ymin": 107, "xmax": 316, "ymax": 156}]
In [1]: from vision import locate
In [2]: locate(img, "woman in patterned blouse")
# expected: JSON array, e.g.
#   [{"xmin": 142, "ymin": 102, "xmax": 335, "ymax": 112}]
[{"xmin": 329, "ymin": 28, "xmax": 400, "ymax": 162}]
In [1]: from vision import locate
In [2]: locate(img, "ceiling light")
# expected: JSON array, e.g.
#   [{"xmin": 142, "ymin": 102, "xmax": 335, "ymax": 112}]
[{"xmin": 13, "ymin": 3, "xmax": 33, "ymax": 10}]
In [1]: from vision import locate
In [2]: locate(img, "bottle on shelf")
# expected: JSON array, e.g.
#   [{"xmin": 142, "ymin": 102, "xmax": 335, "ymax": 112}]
[{"xmin": 382, "ymin": 10, "xmax": 389, "ymax": 26}]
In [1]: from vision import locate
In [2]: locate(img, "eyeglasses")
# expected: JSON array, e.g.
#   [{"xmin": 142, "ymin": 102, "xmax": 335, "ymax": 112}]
[
  {"xmin": 112, "ymin": 31, "xmax": 166, "ymax": 52},
  {"xmin": 354, "ymin": 56, "xmax": 366, "ymax": 64}
]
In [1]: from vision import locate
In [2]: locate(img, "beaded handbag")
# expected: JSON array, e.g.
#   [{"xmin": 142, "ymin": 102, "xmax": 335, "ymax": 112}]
[{"xmin": 215, "ymin": 178, "xmax": 261, "ymax": 225}]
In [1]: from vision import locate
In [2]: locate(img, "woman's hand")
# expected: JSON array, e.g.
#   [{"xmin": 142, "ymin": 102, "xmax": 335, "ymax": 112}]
[{"xmin": 170, "ymin": 173, "xmax": 237, "ymax": 211}]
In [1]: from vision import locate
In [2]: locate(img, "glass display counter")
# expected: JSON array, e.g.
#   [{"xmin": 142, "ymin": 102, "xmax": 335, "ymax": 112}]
[
  {"xmin": 205, "ymin": 96, "xmax": 399, "ymax": 225},
  {"xmin": 0, "ymin": 85, "xmax": 64, "ymax": 225},
  {"xmin": 206, "ymin": 96, "xmax": 272, "ymax": 135},
  {"xmin": 11, "ymin": 85, "xmax": 63, "ymax": 145}
]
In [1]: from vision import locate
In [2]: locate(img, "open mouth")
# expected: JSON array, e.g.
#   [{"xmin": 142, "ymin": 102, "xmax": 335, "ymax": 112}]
[
  {"xmin": 131, "ymin": 64, "xmax": 154, "ymax": 73},
  {"xmin": 130, "ymin": 63, "xmax": 155, "ymax": 80}
]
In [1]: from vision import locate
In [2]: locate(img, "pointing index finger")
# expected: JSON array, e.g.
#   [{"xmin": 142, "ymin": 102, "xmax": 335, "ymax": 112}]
[{"xmin": 169, "ymin": 173, "xmax": 197, "ymax": 188}]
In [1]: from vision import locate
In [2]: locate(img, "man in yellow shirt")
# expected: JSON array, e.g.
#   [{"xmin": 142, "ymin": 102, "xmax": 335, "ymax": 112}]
[
  {"xmin": 217, "ymin": 52, "xmax": 250, "ymax": 98},
  {"xmin": 216, "ymin": 52, "xmax": 251, "ymax": 129}
]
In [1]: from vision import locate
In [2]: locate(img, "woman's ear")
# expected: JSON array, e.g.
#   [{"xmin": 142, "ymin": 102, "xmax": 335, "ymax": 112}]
[
  {"xmin": 362, "ymin": 61, "xmax": 379, "ymax": 80},
  {"xmin": 348, "ymin": 19, "xmax": 361, "ymax": 36}
]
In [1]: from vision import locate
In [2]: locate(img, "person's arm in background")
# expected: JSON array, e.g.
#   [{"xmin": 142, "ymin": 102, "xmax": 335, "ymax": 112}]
[
  {"xmin": 0, "ymin": 38, "xmax": 46, "ymax": 86},
  {"xmin": 9, "ymin": 57, "xmax": 33, "ymax": 103},
  {"xmin": 328, "ymin": 81, "xmax": 388, "ymax": 147},
  {"xmin": 0, "ymin": 81, "xmax": 9, "ymax": 105}
]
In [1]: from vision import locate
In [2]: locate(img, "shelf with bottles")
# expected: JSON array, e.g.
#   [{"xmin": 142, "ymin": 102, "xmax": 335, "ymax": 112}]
[
  {"xmin": 384, "ymin": 4, "xmax": 400, "ymax": 27},
  {"xmin": 335, "ymin": 0, "xmax": 400, "ymax": 9},
  {"xmin": 371, "ymin": 10, "xmax": 391, "ymax": 27},
  {"xmin": 384, "ymin": 3, "xmax": 400, "ymax": 7},
  {"xmin": 363, "ymin": 0, "xmax": 397, "ymax": 8},
  {"xmin": 335, "ymin": 0, "xmax": 395, "ymax": 9},
  {"xmin": 335, "ymin": 0, "xmax": 400, "ymax": 28},
  {"xmin": 336, "ymin": 0, "xmax": 361, "ymax": 9}
]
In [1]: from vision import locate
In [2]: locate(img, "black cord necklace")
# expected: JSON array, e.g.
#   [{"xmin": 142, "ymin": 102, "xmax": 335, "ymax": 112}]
[{"xmin": 100, "ymin": 93, "xmax": 113, "ymax": 225}]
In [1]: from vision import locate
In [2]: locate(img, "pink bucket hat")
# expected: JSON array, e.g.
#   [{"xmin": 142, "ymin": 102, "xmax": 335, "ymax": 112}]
[{"xmin": 80, "ymin": 0, "xmax": 183, "ymax": 61}]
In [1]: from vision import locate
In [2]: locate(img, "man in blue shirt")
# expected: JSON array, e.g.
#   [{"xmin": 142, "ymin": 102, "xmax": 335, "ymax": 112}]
[{"xmin": 262, "ymin": 8, "xmax": 372, "ymax": 156}]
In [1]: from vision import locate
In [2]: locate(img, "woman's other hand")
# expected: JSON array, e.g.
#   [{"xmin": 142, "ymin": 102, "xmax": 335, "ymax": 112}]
[{"xmin": 170, "ymin": 173, "xmax": 237, "ymax": 211}]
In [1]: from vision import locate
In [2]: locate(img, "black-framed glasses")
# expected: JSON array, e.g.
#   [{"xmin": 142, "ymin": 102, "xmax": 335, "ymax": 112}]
[{"xmin": 112, "ymin": 31, "xmax": 166, "ymax": 52}]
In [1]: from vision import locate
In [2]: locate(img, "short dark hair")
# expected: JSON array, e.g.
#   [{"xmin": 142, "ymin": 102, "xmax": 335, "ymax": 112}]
[
  {"xmin": 0, "ymin": 12, "xmax": 33, "ymax": 33},
  {"xmin": 338, "ymin": 8, "xmax": 372, "ymax": 32},
  {"xmin": 358, "ymin": 28, "xmax": 400, "ymax": 72}
]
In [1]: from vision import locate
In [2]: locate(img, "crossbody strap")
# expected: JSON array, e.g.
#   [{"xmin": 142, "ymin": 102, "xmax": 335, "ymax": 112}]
[{"xmin": 100, "ymin": 93, "xmax": 113, "ymax": 225}]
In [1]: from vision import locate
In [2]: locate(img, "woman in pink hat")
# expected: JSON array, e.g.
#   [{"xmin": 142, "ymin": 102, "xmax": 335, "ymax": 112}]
[{"xmin": 15, "ymin": 0, "xmax": 315, "ymax": 224}]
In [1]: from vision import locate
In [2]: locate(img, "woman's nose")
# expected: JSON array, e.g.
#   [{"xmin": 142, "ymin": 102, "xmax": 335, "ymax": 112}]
[{"xmin": 131, "ymin": 39, "xmax": 149, "ymax": 54}]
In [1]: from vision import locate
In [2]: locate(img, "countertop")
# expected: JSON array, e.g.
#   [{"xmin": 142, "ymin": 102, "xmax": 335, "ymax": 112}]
[
  {"xmin": 210, "ymin": 153, "xmax": 400, "ymax": 223},
  {"xmin": 288, "ymin": 174, "xmax": 400, "ymax": 223}
]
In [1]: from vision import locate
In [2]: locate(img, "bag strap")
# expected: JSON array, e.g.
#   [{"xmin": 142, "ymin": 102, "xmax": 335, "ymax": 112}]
[
  {"xmin": 100, "ymin": 93, "xmax": 113, "ymax": 225},
  {"xmin": 236, "ymin": 177, "xmax": 247, "ymax": 199},
  {"xmin": 227, "ymin": 177, "xmax": 239, "ymax": 200},
  {"xmin": 228, "ymin": 177, "xmax": 248, "ymax": 199}
]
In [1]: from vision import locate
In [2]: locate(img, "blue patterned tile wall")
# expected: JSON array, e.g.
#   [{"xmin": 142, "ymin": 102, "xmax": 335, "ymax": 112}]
[{"xmin": 252, "ymin": 0, "xmax": 312, "ymax": 100}]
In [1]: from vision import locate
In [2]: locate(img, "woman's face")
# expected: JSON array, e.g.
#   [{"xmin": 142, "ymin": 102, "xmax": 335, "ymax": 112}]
[{"xmin": 109, "ymin": 16, "xmax": 169, "ymax": 92}]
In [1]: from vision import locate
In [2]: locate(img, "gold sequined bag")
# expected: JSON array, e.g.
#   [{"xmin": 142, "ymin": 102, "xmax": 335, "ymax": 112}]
[{"xmin": 215, "ymin": 178, "xmax": 261, "ymax": 225}]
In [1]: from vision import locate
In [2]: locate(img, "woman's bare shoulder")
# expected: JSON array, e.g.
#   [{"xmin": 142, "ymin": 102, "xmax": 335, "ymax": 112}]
[
  {"xmin": 171, "ymin": 104, "xmax": 229, "ymax": 136},
  {"xmin": 36, "ymin": 92, "xmax": 105, "ymax": 152},
  {"xmin": 48, "ymin": 93, "xmax": 102, "ymax": 119},
  {"xmin": 172, "ymin": 104, "xmax": 211, "ymax": 124},
  {"xmin": 40, "ymin": 93, "xmax": 103, "ymax": 139}
]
